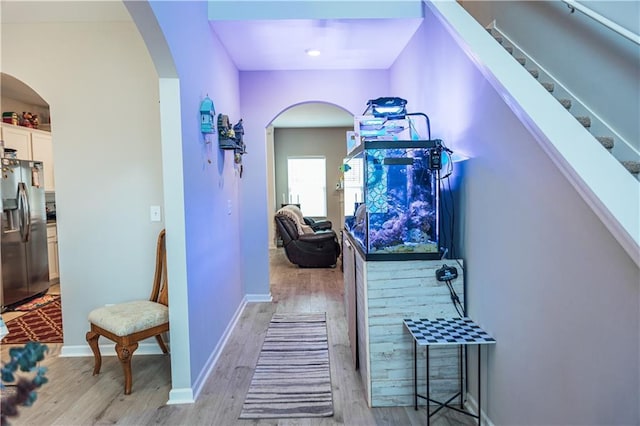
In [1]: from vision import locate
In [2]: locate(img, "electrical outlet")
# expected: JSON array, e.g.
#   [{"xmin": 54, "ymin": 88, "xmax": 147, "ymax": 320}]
[{"xmin": 150, "ymin": 205, "xmax": 162, "ymax": 222}]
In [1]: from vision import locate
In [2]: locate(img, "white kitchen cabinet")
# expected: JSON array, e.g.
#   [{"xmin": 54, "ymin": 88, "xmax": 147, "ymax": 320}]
[
  {"xmin": 2, "ymin": 123, "xmax": 33, "ymax": 160},
  {"xmin": 1, "ymin": 123, "xmax": 54, "ymax": 191},
  {"xmin": 47, "ymin": 224, "xmax": 59, "ymax": 282},
  {"xmin": 31, "ymin": 132, "xmax": 55, "ymax": 191}
]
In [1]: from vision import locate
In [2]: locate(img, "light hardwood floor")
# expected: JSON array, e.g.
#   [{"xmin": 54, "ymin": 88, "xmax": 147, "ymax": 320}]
[{"xmin": 2, "ymin": 249, "xmax": 473, "ymax": 425}]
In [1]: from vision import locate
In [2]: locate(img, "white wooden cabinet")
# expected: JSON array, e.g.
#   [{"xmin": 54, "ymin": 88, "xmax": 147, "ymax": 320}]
[
  {"xmin": 1, "ymin": 123, "xmax": 54, "ymax": 191},
  {"xmin": 2, "ymin": 123, "xmax": 33, "ymax": 160},
  {"xmin": 46, "ymin": 224, "xmax": 59, "ymax": 282},
  {"xmin": 31, "ymin": 132, "xmax": 55, "ymax": 191}
]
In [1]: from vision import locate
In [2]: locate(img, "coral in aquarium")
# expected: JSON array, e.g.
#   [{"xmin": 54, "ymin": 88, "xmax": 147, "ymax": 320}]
[
  {"xmin": 367, "ymin": 149, "xmax": 437, "ymax": 252},
  {"xmin": 369, "ymin": 200, "xmax": 436, "ymax": 250}
]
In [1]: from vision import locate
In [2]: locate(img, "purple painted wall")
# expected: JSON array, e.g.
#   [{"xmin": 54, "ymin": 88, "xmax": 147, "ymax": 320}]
[
  {"xmin": 389, "ymin": 3, "xmax": 638, "ymax": 423},
  {"xmin": 238, "ymin": 70, "xmax": 389, "ymax": 295},
  {"xmin": 150, "ymin": 0, "xmax": 244, "ymax": 390}
]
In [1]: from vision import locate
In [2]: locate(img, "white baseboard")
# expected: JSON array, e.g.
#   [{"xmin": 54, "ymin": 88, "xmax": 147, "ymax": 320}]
[
  {"xmin": 167, "ymin": 388, "xmax": 195, "ymax": 405},
  {"xmin": 245, "ymin": 293, "xmax": 272, "ymax": 303},
  {"xmin": 60, "ymin": 342, "xmax": 166, "ymax": 357},
  {"xmin": 189, "ymin": 296, "xmax": 249, "ymax": 401},
  {"xmin": 465, "ymin": 393, "xmax": 495, "ymax": 426}
]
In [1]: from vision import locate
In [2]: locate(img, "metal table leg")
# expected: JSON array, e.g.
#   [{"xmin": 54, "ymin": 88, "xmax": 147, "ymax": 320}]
[
  {"xmin": 414, "ymin": 340, "xmax": 418, "ymax": 410},
  {"xmin": 478, "ymin": 345, "xmax": 482, "ymax": 425},
  {"xmin": 426, "ymin": 345, "xmax": 430, "ymax": 426},
  {"xmin": 459, "ymin": 345, "xmax": 463, "ymax": 409}
]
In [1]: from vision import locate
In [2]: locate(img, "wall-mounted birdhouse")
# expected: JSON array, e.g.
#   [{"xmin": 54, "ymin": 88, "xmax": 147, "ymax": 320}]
[{"xmin": 200, "ymin": 96, "xmax": 215, "ymax": 134}]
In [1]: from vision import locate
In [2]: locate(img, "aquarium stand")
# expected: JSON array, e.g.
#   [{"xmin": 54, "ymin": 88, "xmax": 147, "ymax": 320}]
[{"xmin": 342, "ymin": 230, "xmax": 467, "ymax": 407}]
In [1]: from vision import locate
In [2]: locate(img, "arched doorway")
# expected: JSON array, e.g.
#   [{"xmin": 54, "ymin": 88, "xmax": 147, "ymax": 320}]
[
  {"xmin": 1, "ymin": 73, "xmax": 62, "ymax": 340},
  {"xmin": 266, "ymin": 101, "xmax": 352, "ymax": 274}
]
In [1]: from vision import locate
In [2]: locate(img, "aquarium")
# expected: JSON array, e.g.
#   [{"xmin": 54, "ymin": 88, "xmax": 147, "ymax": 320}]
[{"xmin": 344, "ymin": 140, "xmax": 441, "ymax": 260}]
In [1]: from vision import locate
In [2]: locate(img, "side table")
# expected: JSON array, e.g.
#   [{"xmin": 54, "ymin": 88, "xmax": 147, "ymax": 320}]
[{"xmin": 403, "ymin": 317, "xmax": 496, "ymax": 425}]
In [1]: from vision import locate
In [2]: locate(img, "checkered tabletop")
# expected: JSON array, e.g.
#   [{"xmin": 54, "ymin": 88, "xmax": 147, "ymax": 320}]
[{"xmin": 404, "ymin": 317, "xmax": 496, "ymax": 346}]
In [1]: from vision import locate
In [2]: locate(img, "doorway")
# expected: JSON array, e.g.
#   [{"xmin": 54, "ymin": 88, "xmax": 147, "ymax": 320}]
[
  {"xmin": 1, "ymin": 73, "xmax": 62, "ymax": 344},
  {"xmin": 267, "ymin": 102, "xmax": 352, "ymax": 278}
]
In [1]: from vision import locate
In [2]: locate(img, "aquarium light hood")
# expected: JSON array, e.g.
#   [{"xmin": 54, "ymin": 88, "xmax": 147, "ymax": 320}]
[
  {"xmin": 359, "ymin": 96, "xmax": 432, "ymax": 142},
  {"xmin": 365, "ymin": 97, "xmax": 407, "ymax": 119}
]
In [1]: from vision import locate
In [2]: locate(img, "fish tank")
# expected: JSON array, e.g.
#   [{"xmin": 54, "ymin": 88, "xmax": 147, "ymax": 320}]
[{"xmin": 344, "ymin": 140, "xmax": 442, "ymax": 260}]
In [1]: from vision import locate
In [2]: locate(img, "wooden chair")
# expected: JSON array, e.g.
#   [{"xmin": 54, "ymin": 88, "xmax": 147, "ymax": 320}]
[{"xmin": 86, "ymin": 229, "xmax": 169, "ymax": 395}]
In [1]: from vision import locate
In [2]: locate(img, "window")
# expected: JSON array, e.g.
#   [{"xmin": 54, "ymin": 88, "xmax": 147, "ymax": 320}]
[{"xmin": 287, "ymin": 157, "xmax": 326, "ymax": 217}]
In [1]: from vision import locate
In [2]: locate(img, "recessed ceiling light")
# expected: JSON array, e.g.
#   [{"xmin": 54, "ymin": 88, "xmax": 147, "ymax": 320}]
[{"xmin": 305, "ymin": 49, "xmax": 321, "ymax": 57}]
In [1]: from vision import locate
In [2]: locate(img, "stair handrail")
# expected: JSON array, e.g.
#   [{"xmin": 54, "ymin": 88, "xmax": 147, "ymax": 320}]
[{"xmin": 561, "ymin": 0, "xmax": 640, "ymax": 45}]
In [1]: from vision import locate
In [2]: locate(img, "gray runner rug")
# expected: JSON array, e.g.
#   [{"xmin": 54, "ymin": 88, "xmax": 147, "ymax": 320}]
[{"xmin": 239, "ymin": 312, "xmax": 334, "ymax": 419}]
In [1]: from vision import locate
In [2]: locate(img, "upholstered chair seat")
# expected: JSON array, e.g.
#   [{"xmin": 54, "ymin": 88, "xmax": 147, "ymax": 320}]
[{"xmin": 88, "ymin": 301, "xmax": 168, "ymax": 337}]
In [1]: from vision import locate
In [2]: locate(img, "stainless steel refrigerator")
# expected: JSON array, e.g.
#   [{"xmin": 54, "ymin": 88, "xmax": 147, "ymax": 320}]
[{"xmin": 1, "ymin": 157, "xmax": 50, "ymax": 310}]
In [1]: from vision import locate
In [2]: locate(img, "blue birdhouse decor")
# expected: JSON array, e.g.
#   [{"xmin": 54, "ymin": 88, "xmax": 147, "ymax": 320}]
[{"xmin": 200, "ymin": 96, "xmax": 215, "ymax": 134}]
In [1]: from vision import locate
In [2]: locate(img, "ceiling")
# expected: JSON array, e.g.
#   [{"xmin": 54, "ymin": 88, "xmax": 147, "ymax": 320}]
[
  {"xmin": 207, "ymin": 0, "xmax": 423, "ymax": 71},
  {"xmin": 209, "ymin": 18, "xmax": 423, "ymax": 71},
  {"xmin": 1, "ymin": 1, "xmax": 422, "ymax": 127}
]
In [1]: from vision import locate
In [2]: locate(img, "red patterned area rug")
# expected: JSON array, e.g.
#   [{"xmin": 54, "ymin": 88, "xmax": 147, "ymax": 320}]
[{"xmin": 2, "ymin": 297, "xmax": 63, "ymax": 344}]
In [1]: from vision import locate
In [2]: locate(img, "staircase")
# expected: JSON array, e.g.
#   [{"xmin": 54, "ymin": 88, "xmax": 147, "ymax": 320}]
[{"xmin": 487, "ymin": 26, "xmax": 640, "ymax": 179}]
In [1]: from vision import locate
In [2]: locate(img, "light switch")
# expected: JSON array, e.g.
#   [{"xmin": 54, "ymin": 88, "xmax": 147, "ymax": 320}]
[
  {"xmin": 227, "ymin": 199, "xmax": 232, "ymax": 215},
  {"xmin": 150, "ymin": 205, "xmax": 162, "ymax": 222}
]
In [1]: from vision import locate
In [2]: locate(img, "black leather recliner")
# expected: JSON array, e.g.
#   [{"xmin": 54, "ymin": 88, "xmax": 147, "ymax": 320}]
[
  {"xmin": 303, "ymin": 217, "xmax": 333, "ymax": 231},
  {"xmin": 275, "ymin": 214, "xmax": 341, "ymax": 268}
]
